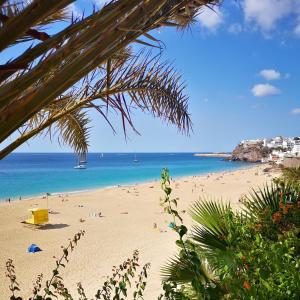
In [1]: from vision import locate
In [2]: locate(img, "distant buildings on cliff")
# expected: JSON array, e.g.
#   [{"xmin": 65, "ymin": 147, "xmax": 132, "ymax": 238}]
[{"xmin": 240, "ymin": 136, "xmax": 300, "ymax": 166}]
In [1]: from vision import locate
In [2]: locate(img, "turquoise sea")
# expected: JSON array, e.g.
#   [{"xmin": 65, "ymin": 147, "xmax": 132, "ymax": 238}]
[{"xmin": 0, "ymin": 153, "xmax": 251, "ymax": 201}]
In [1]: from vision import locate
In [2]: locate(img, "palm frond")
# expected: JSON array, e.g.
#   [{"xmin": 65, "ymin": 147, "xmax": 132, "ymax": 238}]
[
  {"xmin": 191, "ymin": 225, "xmax": 228, "ymax": 252},
  {"xmin": 0, "ymin": 50, "xmax": 191, "ymax": 158},
  {"xmin": 242, "ymin": 183, "xmax": 300, "ymax": 219},
  {"xmin": 1, "ymin": 0, "xmax": 68, "ymax": 26},
  {"xmin": 0, "ymin": 0, "xmax": 219, "ymax": 137},
  {"xmin": 189, "ymin": 199, "xmax": 237, "ymax": 272},
  {"xmin": 53, "ymin": 109, "xmax": 90, "ymax": 155},
  {"xmin": 242, "ymin": 184, "xmax": 279, "ymax": 219},
  {"xmin": 101, "ymin": 51, "xmax": 191, "ymax": 134},
  {"xmin": 0, "ymin": 0, "xmax": 72, "ymax": 50},
  {"xmin": 161, "ymin": 255, "xmax": 212, "ymax": 284},
  {"xmin": 190, "ymin": 199, "xmax": 231, "ymax": 239},
  {"xmin": 0, "ymin": 0, "xmax": 221, "ymax": 158}
]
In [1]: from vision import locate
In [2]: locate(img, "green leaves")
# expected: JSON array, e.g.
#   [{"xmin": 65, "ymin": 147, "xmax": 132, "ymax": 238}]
[
  {"xmin": 190, "ymin": 199, "xmax": 230, "ymax": 253},
  {"xmin": 160, "ymin": 170, "xmax": 300, "ymax": 299},
  {"xmin": 242, "ymin": 182, "xmax": 300, "ymax": 220},
  {"xmin": 95, "ymin": 250, "xmax": 150, "ymax": 300}
]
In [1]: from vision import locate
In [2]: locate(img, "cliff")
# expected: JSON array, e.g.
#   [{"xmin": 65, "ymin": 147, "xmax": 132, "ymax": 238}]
[{"xmin": 230, "ymin": 143, "xmax": 270, "ymax": 163}]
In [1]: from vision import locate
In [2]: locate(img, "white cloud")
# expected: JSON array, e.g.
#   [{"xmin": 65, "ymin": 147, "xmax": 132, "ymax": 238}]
[
  {"xmin": 259, "ymin": 69, "xmax": 281, "ymax": 80},
  {"xmin": 228, "ymin": 23, "xmax": 242, "ymax": 34},
  {"xmin": 243, "ymin": 0, "xmax": 293, "ymax": 31},
  {"xmin": 251, "ymin": 83, "xmax": 281, "ymax": 97},
  {"xmin": 197, "ymin": 6, "xmax": 223, "ymax": 32},
  {"xmin": 291, "ymin": 108, "xmax": 300, "ymax": 114}
]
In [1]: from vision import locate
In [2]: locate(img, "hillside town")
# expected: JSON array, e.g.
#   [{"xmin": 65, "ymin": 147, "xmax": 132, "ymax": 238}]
[{"xmin": 231, "ymin": 136, "xmax": 300, "ymax": 166}]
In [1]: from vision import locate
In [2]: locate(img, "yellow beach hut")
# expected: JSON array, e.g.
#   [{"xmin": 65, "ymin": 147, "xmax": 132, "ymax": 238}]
[{"xmin": 26, "ymin": 208, "xmax": 49, "ymax": 225}]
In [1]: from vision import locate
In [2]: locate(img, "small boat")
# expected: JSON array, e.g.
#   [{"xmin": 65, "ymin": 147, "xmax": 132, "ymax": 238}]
[
  {"xmin": 74, "ymin": 164, "xmax": 86, "ymax": 169},
  {"xmin": 74, "ymin": 154, "xmax": 87, "ymax": 169},
  {"xmin": 133, "ymin": 153, "xmax": 139, "ymax": 163}
]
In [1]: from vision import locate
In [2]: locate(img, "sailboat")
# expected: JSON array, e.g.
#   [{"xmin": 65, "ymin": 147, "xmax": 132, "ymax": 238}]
[
  {"xmin": 74, "ymin": 154, "xmax": 87, "ymax": 169},
  {"xmin": 133, "ymin": 153, "xmax": 139, "ymax": 163},
  {"xmin": 79, "ymin": 153, "xmax": 87, "ymax": 164}
]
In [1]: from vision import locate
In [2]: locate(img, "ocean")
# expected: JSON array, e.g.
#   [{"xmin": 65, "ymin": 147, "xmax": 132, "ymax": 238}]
[{"xmin": 0, "ymin": 153, "xmax": 251, "ymax": 201}]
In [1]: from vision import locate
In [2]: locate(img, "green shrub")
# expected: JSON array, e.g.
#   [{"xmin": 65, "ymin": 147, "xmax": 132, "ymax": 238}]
[{"xmin": 160, "ymin": 169, "xmax": 300, "ymax": 299}]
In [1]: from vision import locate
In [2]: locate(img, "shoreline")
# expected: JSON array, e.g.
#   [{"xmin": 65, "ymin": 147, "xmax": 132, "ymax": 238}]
[
  {"xmin": 0, "ymin": 164, "xmax": 279, "ymax": 299},
  {"xmin": 0, "ymin": 162, "xmax": 258, "ymax": 205}
]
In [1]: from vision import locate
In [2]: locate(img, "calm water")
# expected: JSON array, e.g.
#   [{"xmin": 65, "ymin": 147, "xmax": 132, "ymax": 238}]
[{"xmin": 0, "ymin": 153, "xmax": 250, "ymax": 201}]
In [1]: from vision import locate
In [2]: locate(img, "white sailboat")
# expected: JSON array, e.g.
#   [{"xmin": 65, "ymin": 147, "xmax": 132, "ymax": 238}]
[
  {"xmin": 74, "ymin": 154, "xmax": 87, "ymax": 169},
  {"xmin": 133, "ymin": 153, "xmax": 139, "ymax": 163}
]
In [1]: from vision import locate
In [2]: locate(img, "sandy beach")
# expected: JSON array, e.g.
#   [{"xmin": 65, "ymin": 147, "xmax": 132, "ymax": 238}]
[{"xmin": 0, "ymin": 165, "xmax": 279, "ymax": 299}]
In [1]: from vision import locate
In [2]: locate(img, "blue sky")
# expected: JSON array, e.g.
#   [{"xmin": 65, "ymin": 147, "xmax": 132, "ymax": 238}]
[{"xmin": 2, "ymin": 0, "xmax": 300, "ymax": 153}]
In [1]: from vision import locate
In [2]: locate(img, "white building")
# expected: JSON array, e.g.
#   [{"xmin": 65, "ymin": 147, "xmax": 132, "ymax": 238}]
[
  {"xmin": 241, "ymin": 139, "xmax": 263, "ymax": 147},
  {"xmin": 291, "ymin": 145, "xmax": 300, "ymax": 156},
  {"xmin": 240, "ymin": 136, "xmax": 300, "ymax": 164},
  {"xmin": 282, "ymin": 139, "xmax": 293, "ymax": 149}
]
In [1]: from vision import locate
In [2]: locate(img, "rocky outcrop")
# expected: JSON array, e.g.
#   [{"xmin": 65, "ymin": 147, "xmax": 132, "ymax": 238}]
[{"xmin": 230, "ymin": 143, "xmax": 270, "ymax": 163}]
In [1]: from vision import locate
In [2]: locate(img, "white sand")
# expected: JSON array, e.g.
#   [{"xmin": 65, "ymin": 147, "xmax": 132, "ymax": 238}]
[{"xmin": 0, "ymin": 165, "xmax": 279, "ymax": 299}]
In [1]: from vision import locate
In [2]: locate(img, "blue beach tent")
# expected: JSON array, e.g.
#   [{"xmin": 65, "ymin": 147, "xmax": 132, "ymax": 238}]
[{"xmin": 28, "ymin": 244, "xmax": 42, "ymax": 253}]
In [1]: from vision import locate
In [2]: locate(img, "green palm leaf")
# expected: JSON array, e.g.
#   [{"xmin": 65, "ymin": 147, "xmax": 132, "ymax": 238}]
[
  {"xmin": 189, "ymin": 199, "xmax": 239, "ymax": 273},
  {"xmin": 161, "ymin": 255, "xmax": 212, "ymax": 284},
  {"xmin": 189, "ymin": 199, "xmax": 230, "ymax": 248},
  {"xmin": 242, "ymin": 183, "xmax": 300, "ymax": 219}
]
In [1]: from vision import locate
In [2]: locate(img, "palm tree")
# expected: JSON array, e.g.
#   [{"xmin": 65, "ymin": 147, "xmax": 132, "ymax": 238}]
[{"xmin": 0, "ymin": 0, "xmax": 220, "ymax": 158}]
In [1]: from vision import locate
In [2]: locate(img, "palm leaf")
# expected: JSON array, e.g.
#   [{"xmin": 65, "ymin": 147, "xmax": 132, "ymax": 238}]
[
  {"xmin": 53, "ymin": 109, "xmax": 90, "ymax": 155},
  {"xmin": 242, "ymin": 183, "xmax": 300, "ymax": 219},
  {"xmin": 161, "ymin": 255, "xmax": 212, "ymax": 284},
  {"xmin": 190, "ymin": 199, "xmax": 230, "ymax": 240},
  {"xmin": 0, "ymin": 50, "xmax": 191, "ymax": 158},
  {"xmin": 188, "ymin": 200, "xmax": 239, "ymax": 273},
  {"xmin": 0, "ymin": 0, "xmax": 220, "ymax": 147}
]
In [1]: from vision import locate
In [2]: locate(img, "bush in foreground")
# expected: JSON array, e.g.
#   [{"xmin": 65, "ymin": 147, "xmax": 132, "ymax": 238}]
[{"xmin": 160, "ymin": 169, "xmax": 300, "ymax": 299}]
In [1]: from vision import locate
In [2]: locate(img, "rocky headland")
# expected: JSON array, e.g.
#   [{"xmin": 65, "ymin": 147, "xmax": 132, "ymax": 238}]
[{"xmin": 229, "ymin": 142, "xmax": 270, "ymax": 163}]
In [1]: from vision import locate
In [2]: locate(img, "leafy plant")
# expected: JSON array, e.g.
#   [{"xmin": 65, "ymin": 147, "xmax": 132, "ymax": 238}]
[
  {"xmin": 159, "ymin": 169, "xmax": 300, "ymax": 299},
  {"xmin": 282, "ymin": 166, "xmax": 300, "ymax": 185},
  {"xmin": 159, "ymin": 169, "xmax": 221, "ymax": 299}
]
